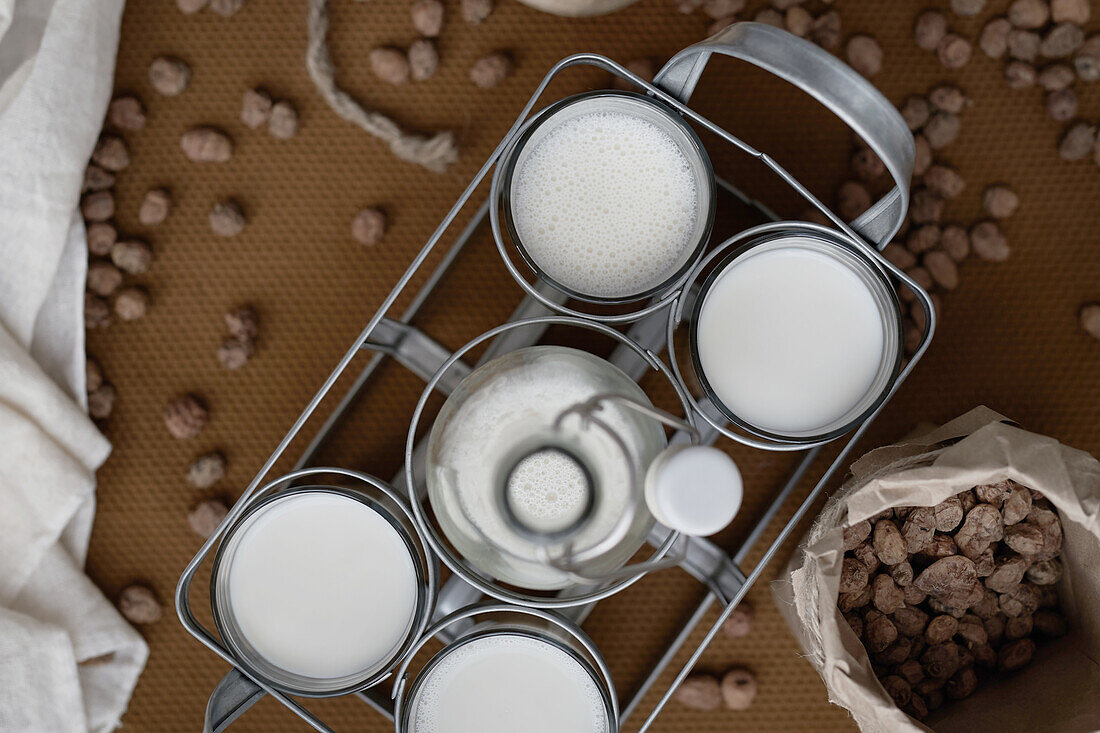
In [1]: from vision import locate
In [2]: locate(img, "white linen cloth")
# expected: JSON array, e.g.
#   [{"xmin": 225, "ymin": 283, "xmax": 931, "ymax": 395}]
[{"xmin": 0, "ymin": 0, "xmax": 148, "ymax": 731}]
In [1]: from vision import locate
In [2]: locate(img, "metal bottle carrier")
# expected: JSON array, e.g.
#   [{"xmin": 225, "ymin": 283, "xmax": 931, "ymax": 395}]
[{"xmin": 177, "ymin": 22, "xmax": 935, "ymax": 733}]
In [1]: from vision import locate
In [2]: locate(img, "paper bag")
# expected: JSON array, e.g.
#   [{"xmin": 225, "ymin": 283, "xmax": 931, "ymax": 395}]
[{"xmin": 773, "ymin": 407, "xmax": 1100, "ymax": 733}]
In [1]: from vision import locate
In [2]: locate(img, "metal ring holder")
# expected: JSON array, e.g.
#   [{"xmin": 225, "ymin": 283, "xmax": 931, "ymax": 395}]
[
  {"xmin": 391, "ymin": 603, "xmax": 620, "ymax": 732},
  {"xmin": 177, "ymin": 21, "xmax": 938, "ymax": 733},
  {"xmin": 405, "ymin": 315, "xmax": 698, "ymax": 609}
]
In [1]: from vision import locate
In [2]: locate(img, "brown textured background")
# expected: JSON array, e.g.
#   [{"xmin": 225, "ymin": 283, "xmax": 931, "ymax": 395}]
[{"xmin": 87, "ymin": 0, "xmax": 1099, "ymax": 730}]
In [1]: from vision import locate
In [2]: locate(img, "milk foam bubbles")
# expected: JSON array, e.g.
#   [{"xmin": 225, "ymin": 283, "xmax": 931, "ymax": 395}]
[
  {"xmin": 695, "ymin": 239, "xmax": 888, "ymax": 436},
  {"xmin": 226, "ymin": 492, "xmax": 418, "ymax": 681},
  {"xmin": 506, "ymin": 448, "xmax": 590, "ymax": 533},
  {"xmin": 511, "ymin": 107, "xmax": 700, "ymax": 298},
  {"xmin": 409, "ymin": 633, "xmax": 610, "ymax": 733}
]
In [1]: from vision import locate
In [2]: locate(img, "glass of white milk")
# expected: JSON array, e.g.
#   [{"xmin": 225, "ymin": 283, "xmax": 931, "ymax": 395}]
[
  {"xmin": 210, "ymin": 471, "xmax": 434, "ymax": 696},
  {"xmin": 690, "ymin": 228, "xmax": 903, "ymax": 443},
  {"xmin": 397, "ymin": 617, "xmax": 616, "ymax": 733},
  {"xmin": 499, "ymin": 91, "xmax": 715, "ymax": 304}
]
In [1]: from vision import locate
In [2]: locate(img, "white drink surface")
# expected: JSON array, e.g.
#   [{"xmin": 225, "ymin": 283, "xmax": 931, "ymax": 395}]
[
  {"xmin": 227, "ymin": 492, "xmax": 418, "ymax": 680},
  {"xmin": 696, "ymin": 241, "xmax": 886, "ymax": 435},
  {"xmin": 409, "ymin": 633, "xmax": 610, "ymax": 733},
  {"xmin": 506, "ymin": 448, "xmax": 589, "ymax": 534},
  {"xmin": 511, "ymin": 107, "xmax": 699, "ymax": 298}
]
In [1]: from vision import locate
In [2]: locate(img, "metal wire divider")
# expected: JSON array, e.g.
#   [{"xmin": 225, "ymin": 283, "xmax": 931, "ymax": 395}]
[{"xmin": 176, "ymin": 44, "xmax": 935, "ymax": 733}]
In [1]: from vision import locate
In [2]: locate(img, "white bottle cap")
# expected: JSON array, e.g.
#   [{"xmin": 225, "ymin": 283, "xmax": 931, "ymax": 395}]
[{"xmin": 644, "ymin": 445, "xmax": 742, "ymax": 537}]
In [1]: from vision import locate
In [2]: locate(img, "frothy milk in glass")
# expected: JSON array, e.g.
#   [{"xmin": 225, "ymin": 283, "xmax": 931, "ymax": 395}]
[
  {"xmin": 511, "ymin": 107, "xmax": 700, "ymax": 299},
  {"xmin": 408, "ymin": 633, "xmax": 611, "ymax": 733},
  {"xmin": 695, "ymin": 239, "xmax": 887, "ymax": 436},
  {"xmin": 226, "ymin": 492, "xmax": 419, "ymax": 680}
]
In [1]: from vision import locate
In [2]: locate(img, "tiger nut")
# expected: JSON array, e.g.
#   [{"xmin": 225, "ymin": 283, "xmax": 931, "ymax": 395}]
[
  {"xmin": 1046, "ymin": 87, "xmax": 1078, "ymax": 121},
  {"xmin": 846, "ymin": 35, "xmax": 883, "ymax": 77},
  {"xmin": 85, "ymin": 293, "xmax": 111, "ymax": 329},
  {"xmin": 114, "ymin": 287, "xmax": 148, "ymax": 321},
  {"xmin": 268, "ymin": 100, "xmax": 298, "ymax": 140},
  {"xmin": 924, "ymin": 166, "xmax": 965, "ymax": 199},
  {"xmin": 1008, "ymin": 0, "xmax": 1049, "ymax": 28},
  {"xmin": 83, "ymin": 164, "xmax": 115, "ymax": 192},
  {"xmin": 914, "ymin": 11, "xmax": 948, "ymax": 51},
  {"xmin": 411, "ymin": 0, "xmax": 444, "ymax": 36},
  {"xmin": 351, "ymin": 208, "xmax": 387, "ymax": 246},
  {"xmin": 210, "ymin": 0, "xmax": 246, "ymax": 15},
  {"xmin": 108, "ymin": 96, "xmax": 146, "ymax": 131},
  {"xmin": 937, "ymin": 34, "xmax": 972, "ymax": 69},
  {"xmin": 149, "ymin": 56, "xmax": 191, "ymax": 96},
  {"xmin": 675, "ymin": 675, "xmax": 722, "ymax": 710},
  {"xmin": 1008, "ymin": 30, "xmax": 1041, "ymax": 62},
  {"xmin": 998, "ymin": 638, "xmax": 1035, "ymax": 671},
  {"xmin": 980, "ymin": 17, "xmax": 1013, "ymax": 58},
  {"xmin": 187, "ymin": 452, "xmax": 227, "ymax": 489},
  {"xmin": 225, "ymin": 306, "xmax": 259, "ymax": 340},
  {"xmin": 461, "ymin": 0, "xmax": 493, "ymax": 24},
  {"xmin": 86, "ymin": 357, "xmax": 104, "ymax": 393},
  {"xmin": 1081, "ymin": 304, "xmax": 1100, "ymax": 340},
  {"xmin": 118, "ymin": 585, "xmax": 162, "ymax": 625},
  {"xmin": 720, "ymin": 668, "xmax": 757, "ymax": 711},
  {"xmin": 1038, "ymin": 63, "xmax": 1075, "ymax": 90},
  {"xmin": 241, "ymin": 88, "xmax": 273, "ymax": 129},
  {"xmin": 1052, "ymin": 0, "xmax": 1090, "ymax": 23},
  {"xmin": 217, "ymin": 336, "xmax": 253, "ymax": 369},
  {"xmin": 970, "ymin": 221, "xmax": 1010, "ymax": 261},
  {"xmin": 1005, "ymin": 60, "xmax": 1037, "ymax": 88},
  {"xmin": 1040, "ymin": 22, "xmax": 1084, "ymax": 58},
  {"xmin": 923, "ymin": 113, "xmax": 960, "ymax": 150},
  {"xmin": 88, "ymin": 383, "xmax": 117, "ymax": 419},
  {"xmin": 87, "ymin": 261, "xmax": 123, "ymax": 297},
  {"xmin": 81, "ymin": 190, "xmax": 115, "ymax": 223},
  {"xmin": 209, "ymin": 200, "xmax": 246, "ymax": 237},
  {"xmin": 138, "ymin": 188, "xmax": 172, "ymax": 226},
  {"xmin": 721, "ymin": 601, "xmax": 754, "ymax": 638},
  {"xmin": 110, "ymin": 239, "xmax": 152, "ymax": 274},
  {"xmin": 92, "ymin": 135, "xmax": 130, "ymax": 172},
  {"xmin": 409, "ymin": 39, "xmax": 439, "ymax": 82},
  {"xmin": 181, "ymin": 127, "xmax": 233, "ymax": 163},
  {"xmin": 470, "ymin": 53, "xmax": 512, "ymax": 89},
  {"xmin": 165, "ymin": 394, "xmax": 208, "ymax": 439},
  {"xmin": 188, "ymin": 499, "xmax": 229, "ymax": 539}
]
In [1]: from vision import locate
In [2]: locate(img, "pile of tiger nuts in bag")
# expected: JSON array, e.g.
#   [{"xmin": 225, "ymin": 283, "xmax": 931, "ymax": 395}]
[{"xmin": 838, "ymin": 479, "xmax": 1067, "ymax": 721}]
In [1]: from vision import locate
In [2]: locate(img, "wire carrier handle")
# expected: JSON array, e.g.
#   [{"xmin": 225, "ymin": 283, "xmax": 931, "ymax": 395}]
[{"xmin": 655, "ymin": 22, "xmax": 915, "ymax": 249}]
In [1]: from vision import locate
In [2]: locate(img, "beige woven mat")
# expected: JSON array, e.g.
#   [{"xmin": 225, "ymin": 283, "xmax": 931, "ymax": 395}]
[{"xmin": 88, "ymin": 0, "xmax": 1099, "ymax": 729}]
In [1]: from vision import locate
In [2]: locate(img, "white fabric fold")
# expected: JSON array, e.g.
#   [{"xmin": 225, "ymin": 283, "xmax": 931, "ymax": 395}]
[{"xmin": 0, "ymin": 0, "xmax": 147, "ymax": 731}]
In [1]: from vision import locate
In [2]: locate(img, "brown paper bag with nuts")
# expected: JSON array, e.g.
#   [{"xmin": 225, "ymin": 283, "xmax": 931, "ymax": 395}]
[{"xmin": 772, "ymin": 406, "xmax": 1100, "ymax": 732}]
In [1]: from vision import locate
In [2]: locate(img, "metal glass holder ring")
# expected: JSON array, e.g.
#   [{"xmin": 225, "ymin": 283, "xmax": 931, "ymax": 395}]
[
  {"xmin": 391, "ymin": 603, "xmax": 620, "ymax": 732},
  {"xmin": 404, "ymin": 315, "xmax": 698, "ymax": 609},
  {"xmin": 665, "ymin": 220, "xmax": 931, "ymax": 452},
  {"xmin": 178, "ymin": 21, "xmax": 937, "ymax": 733},
  {"xmin": 491, "ymin": 89, "xmax": 717, "ymax": 319}
]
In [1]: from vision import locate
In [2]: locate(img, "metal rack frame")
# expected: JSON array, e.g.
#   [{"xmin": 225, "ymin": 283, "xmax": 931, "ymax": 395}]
[{"xmin": 177, "ymin": 22, "xmax": 935, "ymax": 733}]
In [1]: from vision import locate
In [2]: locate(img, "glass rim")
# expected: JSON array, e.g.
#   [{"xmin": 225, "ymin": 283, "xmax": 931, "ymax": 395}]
[
  {"xmin": 398, "ymin": 627, "xmax": 617, "ymax": 732},
  {"xmin": 498, "ymin": 89, "xmax": 717, "ymax": 305},
  {"xmin": 688, "ymin": 228, "xmax": 905, "ymax": 445},
  {"xmin": 209, "ymin": 485, "xmax": 431, "ymax": 698}
]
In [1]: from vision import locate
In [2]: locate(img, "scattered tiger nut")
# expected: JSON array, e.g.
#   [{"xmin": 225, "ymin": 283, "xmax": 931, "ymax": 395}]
[
  {"xmin": 409, "ymin": 39, "xmax": 440, "ymax": 82},
  {"xmin": 138, "ymin": 188, "xmax": 172, "ymax": 226},
  {"xmin": 188, "ymin": 499, "xmax": 229, "ymax": 539},
  {"xmin": 841, "ymin": 557, "xmax": 871, "ymax": 594},
  {"xmin": 924, "ymin": 166, "xmax": 965, "ymax": 199},
  {"xmin": 937, "ymin": 34, "xmax": 972, "ymax": 69},
  {"xmin": 461, "ymin": 0, "xmax": 493, "ymax": 24},
  {"xmin": 923, "ymin": 112, "xmax": 960, "ymax": 150},
  {"xmin": 928, "ymin": 86, "xmax": 968, "ymax": 114},
  {"xmin": 720, "ymin": 668, "xmax": 757, "ymax": 710},
  {"xmin": 611, "ymin": 58, "xmax": 655, "ymax": 91},
  {"xmin": 411, "ymin": 0, "xmax": 444, "ymax": 36},
  {"xmin": 1075, "ymin": 34, "xmax": 1100, "ymax": 80},
  {"xmin": 836, "ymin": 180, "xmax": 871, "ymax": 220},
  {"xmin": 1046, "ymin": 88, "xmax": 1078, "ymax": 120},
  {"xmin": 84, "ymin": 164, "xmax": 116, "ymax": 192},
  {"xmin": 181, "ymin": 127, "xmax": 233, "ymax": 163},
  {"xmin": 217, "ymin": 336, "xmax": 254, "ymax": 369},
  {"xmin": 784, "ymin": 6, "xmax": 813, "ymax": 37},
  {"xmin": 810, "ymin": 10, "xmax": 842, "ymax": 50},
  {"xmin": 92, "ymin": 135, "xmax": 130, "ymax": 171},
  {"xmin": 81, "ymin": 190, "xmax": 115, "ymax": 222},
  {"xmin": 210, "ymin": 0, "xmax": 246, "ymax": 16},
  {"xmin": 1033, "ymin": 609, "xmax": 1067, "ymax": 636},
  {"xmin": 119, "ymin": 585, "xmax": 162, "ymax": 625},
  {"xmin": 846, "ymin": 35, "xmax": 883, "ymax": 77},
  {"xmin": 241, "ymin": 88, "xmax": 273, "ymax": 129},
  {"xmin": 88, "ymin": 383, "xmax": 117, "ymax": 419},
  {"xmin": 1038, "ymin": 63, "xmax": 1075, "ymax": 90},
  {"xmin": 900, "ymin": 96, "xmax": 931, "ymax": 131},
  {"xmin": 1052, "ymin": 0, "xmax": 1089, "ymax": 23},
  {"xmin": 753, "ymin": 7, "xmax": 784, "ymax": 27},
  {"xmin": 268, "ymin": 100, "xmax": 298, "ymax": 139},
  {"xmin": 970, "ymin": 221, "xmax": 1010, "ymax": 261},
  {"xmin": 86, "ymin": 357, "xmax": 104, "ymax": 393},
  {"xmin": 884, "ymin": 243, "xmax": 917, "ymax": 270},
  {"xmin": 851, "ymin": 147, "xmax": 885, "ymax": 181},
  {"xmin": 350, "ymin": 208, "xmax": 387, "ymax": 247},
  {"xmin": 110, "ymin": 239, "xmax": 152, "ymax": 274},
  {"xmin": 914, "ymin": 11, "xmax": 948, "ymax": 52},
  {"xmin": 1058, "ymin": 121, "xmax": 1096, "ymax": 160},
  {"xmin": 209, "ymin": 200, "xmax": 246, "ymax": 237},
  {"xmin": 470, "ymin": 53, "xmax": 512, "ymax": 88},
  {"xmin": 913, "ymin": 135, "xmax": 933, "ymax": 176},
  {"xmin": 675, "ymin": 675, "xmax": 722, "ymax": 710},
  {"xmin": 1040, "ymin": 22, "xmax": 1084, "ymax": 58},
  {"xmin": 85, "ymin": 293, "xmax": 111, "ymax": 329},
  {"xmin": 1080, "ymin": 303, "xmax": 1100, "ymax": 340},
  {"xmin": 980, "ymin": 17, "xmax": 1013, "ymax": 58},
  {"xmin": 1008, "ymin": 0, "xmax": 1049, "ymax": 28},
  {"xmin": 721, "ymin": 601, "xmax": 754, "ymax": 638},
  {"xmin": 950, "ymin": 0, "xmax": 986, "ymax": 16},
  {"xmin": 910, "ymin": 189, "xmax": 944, "ymax": 224},
  {"xmin": 87, "ymin": 261, "xmax": 123, "ymax": 297},
  {"xmin": 1005, "ymin": 60, "xmax": 1038, "ymax": 88},
  {"xmin": 165, "ymin": 394, "xmax": 208, "ymax": 439},
  {"xmin": 844, "ymin": 520, "xmax": 873, "ymax": 551},
  {"xmin": 1008, "ymin": 29, "xmax": 1041, "ymax": 62},
  {"xmin": 108, "ymin": 95, "xmax": 146, "ymax": 131},
  {"xmin": 225, "ymin": 306, "xmax": 259, "ymax": 340},
  {"xmin": 177, "ymin": 0, "xmax": 209, "ymax": 12},
  {"xmin": 149, "ymin": 56, "xmax": 191, "ymax": 96},
  {"xmin": 370, "ymin": 48, "xmax": 411, "ymax": 85},
  {"xmin": 114, "ymin": 287, "xmax": 149, "ymax": 321},
  {"xmin": 924, "ymin": 251, "xmax": 959, "ymax": 290},
  {"xmin": 187, "ymin": 452, "xmax": 227, "ymax": 489}
]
